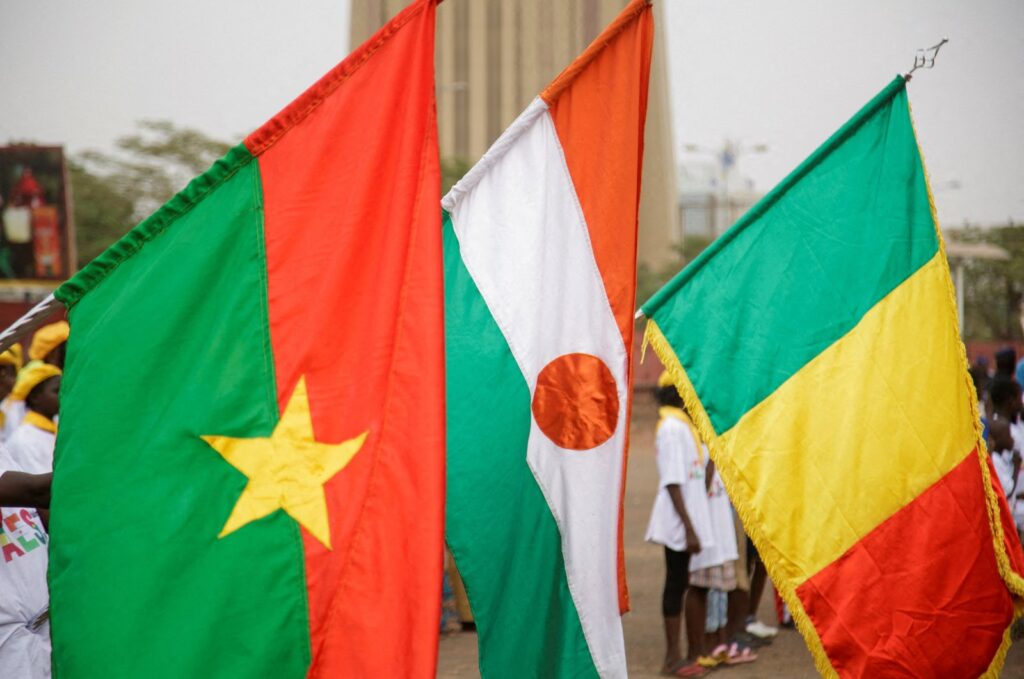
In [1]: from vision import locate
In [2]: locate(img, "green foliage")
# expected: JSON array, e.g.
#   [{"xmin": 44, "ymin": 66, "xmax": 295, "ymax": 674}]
[
  {"xmin": 441, "ymin": 156, "xmax": 471, "ymax": 196},
  {"xmin": 636, "ymin": 235, "xmax": 714, "ymax": 306},
  {"xmin": 948, "ymin": 223, "xmax": 1024, "ymax": 341},
  {"xmin": 68, "ymin": 160, "xmax": 135, "ymax": 266},
  {"xmin": 72, "ymin": 120, "xmax": 233, "ymax": 267}
]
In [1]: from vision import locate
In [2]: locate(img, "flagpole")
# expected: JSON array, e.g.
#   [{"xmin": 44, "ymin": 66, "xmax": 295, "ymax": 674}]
[{"xmin": 0, "ymin": 294, "xmax": 62, "ymax": 354}]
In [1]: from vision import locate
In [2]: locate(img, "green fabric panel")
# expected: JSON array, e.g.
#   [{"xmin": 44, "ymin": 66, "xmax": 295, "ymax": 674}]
[
  {"xmin": 49, "ymin": 147, "xmax": 311, "ymax": 678},
  {"xmin": 642, "ymin": 78, "xmax": 938, "ymax": 434},
  {"xmin": 443, "ymin": 213, "xmax": 598, "ymax": 679}
]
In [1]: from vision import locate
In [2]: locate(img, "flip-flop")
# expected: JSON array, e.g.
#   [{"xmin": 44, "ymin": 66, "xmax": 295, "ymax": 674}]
[
  {"xmin": 697, "ymin": 654, "xmax": 722, "ymax": 669},
  {"xmin": 662, "ymin": 659, "xmax": 708, "ymax": 677},
  {"xmin": 724, "ymin": 640, "xmax": 758, "ymax": 665}
]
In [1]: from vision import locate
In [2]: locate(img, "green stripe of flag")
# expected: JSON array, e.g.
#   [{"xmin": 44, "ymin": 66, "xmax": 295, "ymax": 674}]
[
  {"xmin": 442, "ymin": 214, "xmax": 598, "ymax": 679},
  {"xmin": 642, "ymin": 78, "xmax": 938, "ymax": 434},
  {"xmin": 50, "ymin": 145, "xmax": 312, "ymax": 678}
]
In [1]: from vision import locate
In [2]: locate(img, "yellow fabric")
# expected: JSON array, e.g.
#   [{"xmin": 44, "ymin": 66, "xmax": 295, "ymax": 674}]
[
  {"xmin": 202, "ymin": 376, "xmax": 367, "ymax": 550},
  {"xmin": 28, "ymin": 321, "xmax": 69, "ymax": 361},
  {"xmin": 0, "ymin": 344, "xmax": 23, "ymax": 370},
  {"xmin": 11, "ymin": 363, "xmax": 62, "ymax": 401},
  {"xmin": 715, "ymin": 253, "xmax": 975, "ymax": 586},
  {"xmin": 23, "ymin": 410, "xmax": 56, "ymax": 434},
  {"xmin": 656, "ymin": 370, "xmax": 674, "ymax": 388},
  {"xmin": 657, "ymin": 405, "xmax": 705, "ymax": 465}
]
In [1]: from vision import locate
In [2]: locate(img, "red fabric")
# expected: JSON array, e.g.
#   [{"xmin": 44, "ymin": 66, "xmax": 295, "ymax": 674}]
[
  {"xmin": 986, "ymin": 456, "xmax": 1024, "ymax": 581},
  {"xmin": 797, "ymin": 450, "xmax": 1014, "ymax": 678},
  {"xmin": 250, "ymin": 1, "xmax": 443, "ymax": 676}
]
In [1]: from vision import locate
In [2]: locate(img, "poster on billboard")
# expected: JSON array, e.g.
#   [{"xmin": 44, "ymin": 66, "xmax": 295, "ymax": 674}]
[{"xmin": 0, "ymin": 145, "xmax": 75, "ymax": 284}]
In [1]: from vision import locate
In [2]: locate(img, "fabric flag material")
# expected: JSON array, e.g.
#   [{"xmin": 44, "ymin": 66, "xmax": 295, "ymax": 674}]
[
  {"xmin": 48, "ymin": 1, "xmax": 444, "ymax": 676},
  {"xmin": 442, "ymin": 2, "xmax": 652, "ymax": 677},
  {"xmin": 642, "ymin": 76, "xmax": 1024, "ymax": 678}
]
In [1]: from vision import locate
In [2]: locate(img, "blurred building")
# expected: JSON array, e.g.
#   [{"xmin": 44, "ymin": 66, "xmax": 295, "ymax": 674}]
[
  {"xmin": 350, "ymin": 0, "xmax": 680, "ymax": 271},
  {"xmin": 677, "ymin": 160, "xmax": 762, "ymax": 241}
]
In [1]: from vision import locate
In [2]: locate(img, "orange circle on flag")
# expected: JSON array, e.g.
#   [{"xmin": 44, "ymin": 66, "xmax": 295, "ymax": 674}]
[{"xmin": 531, "ymin": 353, "xmax": 619, "ymax": 451}]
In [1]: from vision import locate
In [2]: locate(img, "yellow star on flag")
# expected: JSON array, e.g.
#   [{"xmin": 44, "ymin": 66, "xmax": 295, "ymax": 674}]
[{"xmin": 202, "ymin": 376, "xmax": 367, "ymax": 549}]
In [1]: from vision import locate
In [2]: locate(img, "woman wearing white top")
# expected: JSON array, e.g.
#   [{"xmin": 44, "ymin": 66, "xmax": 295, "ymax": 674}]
[{"xmin": 645, "ymin": 374, "xmax": 715, "ymax": 677}]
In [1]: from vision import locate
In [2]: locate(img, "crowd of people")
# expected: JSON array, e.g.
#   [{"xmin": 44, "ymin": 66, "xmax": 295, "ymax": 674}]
[
  {"xmin": 973, "ymin": 347, "xmax": 1024, "ymax": 542},
  {"xmin": 0, "ymin": 321, "xmax": 67, "ymax": 679}
]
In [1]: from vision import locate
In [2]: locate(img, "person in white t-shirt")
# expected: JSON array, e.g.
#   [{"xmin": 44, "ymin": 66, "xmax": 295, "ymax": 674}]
[
  {"xmin": 645, "ymin": 373, "xmax": 714, "ymax": 678},
  {"xmin": 0, "ymin": 363, "xmax": 60, "ymax": 679},
  {"xmin": 0, "ymin": 452, "xmax": 52, "ymax": 679},
  {"xmin": 989, "ymin": 378, "xmax": 1023, "ymax": 510},
  {"xmin": 6, "ymin": 364, "xmax": 61, "ymax": 477}
]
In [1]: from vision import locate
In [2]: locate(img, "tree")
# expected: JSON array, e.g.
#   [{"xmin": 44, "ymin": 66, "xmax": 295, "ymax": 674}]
[
  {"xmin": 72, "ymin": 120, "xmax": 233, "ymax": 267},
  {"xmin": 441, "ymin": 157, "xmax": 471, "ymax": 196},
  {"xmin": 947, "ymin": 223, "xmax": 1024, "ymax": 341},
  {"xmin": 69, "ymin": 160, "xmax": 135, "ymax": 266}
]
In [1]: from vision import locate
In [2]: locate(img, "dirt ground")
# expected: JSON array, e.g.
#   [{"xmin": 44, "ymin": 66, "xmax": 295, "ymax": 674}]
[{"xmin": 438, "ymin": 392, "xmax": 1024, "ymax": 678}]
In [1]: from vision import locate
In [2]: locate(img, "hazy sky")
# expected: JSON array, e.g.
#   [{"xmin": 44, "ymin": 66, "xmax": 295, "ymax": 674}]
[{"xmin": 1, "ymin": 1, "xmax": 1021, "ymax": 227}]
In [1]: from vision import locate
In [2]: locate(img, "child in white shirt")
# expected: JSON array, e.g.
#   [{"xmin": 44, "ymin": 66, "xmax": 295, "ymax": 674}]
[{"xmin": 646, "ymin": 373, "xmax": 715, "ymax": 677}]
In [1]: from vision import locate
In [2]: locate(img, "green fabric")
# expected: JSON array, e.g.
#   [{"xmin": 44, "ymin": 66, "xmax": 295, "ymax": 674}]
[
  {"xmin": 49, "ymin": 145, "xmax": 311, "ymax": 678},
  {"xmin": 443, "ymin": 213, "xmax": 598, "ymax": 679},
  {"xmin": 642, "ymin": 78, "xmax": 938, "ymax": 434}
]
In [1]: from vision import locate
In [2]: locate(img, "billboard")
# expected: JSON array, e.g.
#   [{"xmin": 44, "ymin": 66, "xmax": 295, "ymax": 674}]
[{"xmin": 0, "ymin": 146, "xmax": 75, "ymax": 282}]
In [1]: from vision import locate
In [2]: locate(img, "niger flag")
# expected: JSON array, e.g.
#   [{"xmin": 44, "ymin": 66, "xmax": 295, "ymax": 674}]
[
  {"xmin": 643, "ymin": 77, "xmax": 1024, "ymax": 678},
  {"xmin": 443, "ymin": 2, "xmax": 652, "ymax": 677},
  {"xmin": 48, "ymin": 1, "xmax": 443, "ymax": 676}
]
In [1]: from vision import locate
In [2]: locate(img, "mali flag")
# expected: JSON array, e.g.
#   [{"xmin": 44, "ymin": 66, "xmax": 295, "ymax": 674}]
[
  {"xmin": 643, "ymin": 76, "xmax": 1024, "ymax": 678},
  {"xmin": 443, "ymin": 1, "xmax": 652, "ymax": 677},
  {"xmin": 48, "ymin": 1, "xmax": 444, "ymax": 676}
]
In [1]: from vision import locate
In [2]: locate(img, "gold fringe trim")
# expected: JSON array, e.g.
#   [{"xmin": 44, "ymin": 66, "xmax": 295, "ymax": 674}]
[
  {"xmin": 909, "ymin": 100, "xmax": 1024, "ymax": 598},
  {"xmin": 979, "ymin": 623, "xmax": 1014, "ymax": 679},
  {"xmin": 643, "ymin": 319, "xmax": 840, "ymax": 679}
]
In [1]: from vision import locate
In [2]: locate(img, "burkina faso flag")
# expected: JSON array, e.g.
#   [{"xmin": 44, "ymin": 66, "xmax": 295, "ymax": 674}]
[{"xmin": 48, "ymin": 1, "xmax": 444, "ymax": 676}]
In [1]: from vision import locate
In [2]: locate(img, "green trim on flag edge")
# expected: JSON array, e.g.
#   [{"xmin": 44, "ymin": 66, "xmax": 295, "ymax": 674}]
[
  {"xmin": 55, "ymin": 144, "xmax": 256, "ymax": 309},
  {"xmin": 641, "ymin": 76, "xmax": 907, "ymax": 317}
]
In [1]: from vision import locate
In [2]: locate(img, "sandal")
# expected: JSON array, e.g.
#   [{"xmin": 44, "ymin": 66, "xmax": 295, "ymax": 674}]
[
  {"xmin": 697, "ymin": 654, "xmax": 722, "ymax": 669},
  {"xmin": 723, "ymin": 640, "xmax": 758, "ymax": 665},
  {"xmin": 663, "ymin": 659, "xmax": 708, "ymax": 677}
]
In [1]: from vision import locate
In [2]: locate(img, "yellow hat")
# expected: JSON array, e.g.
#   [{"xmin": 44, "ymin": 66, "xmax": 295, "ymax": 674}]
[
  {"xmin": 28, "ymin": 321, "xmax": 69, "ymax": 361},
  {"xmin": 657, "ymin": 371, "xmax": 675, "ymax": 388},
  {"xmin": 0, "ymin": 343, "xmax": 23, "ymax": 370},
  {"xmin": 11, "ymin": 363, "xmax": 61, "ymax": 401}
]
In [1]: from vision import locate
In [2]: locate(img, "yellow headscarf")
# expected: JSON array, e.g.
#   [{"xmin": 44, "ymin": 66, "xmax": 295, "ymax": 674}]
[
  {"xmin": 0, "ymin": 343, "xmax": 23, "ymax": 371},
  {"xmin": 28, "ymin": 321, "xmax": 69, "ymax": 361},
  {"xmin": 11, "ymin": 363, "xmax": 61, "ymax": 401}
]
